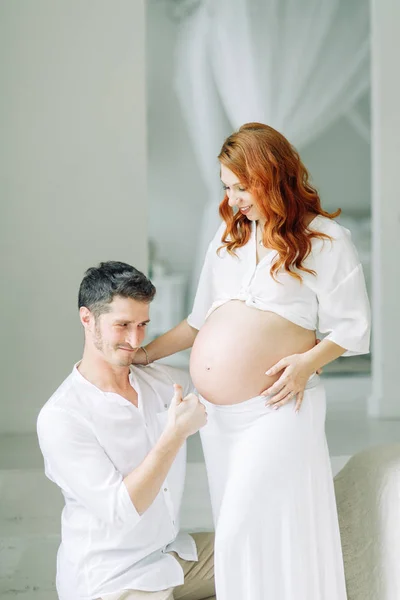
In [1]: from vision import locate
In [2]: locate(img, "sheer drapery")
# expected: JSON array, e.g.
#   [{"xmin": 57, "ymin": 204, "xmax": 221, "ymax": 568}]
[{"xmin": 172, "ymin": 0, "xmax": 370, "ymax": 298}]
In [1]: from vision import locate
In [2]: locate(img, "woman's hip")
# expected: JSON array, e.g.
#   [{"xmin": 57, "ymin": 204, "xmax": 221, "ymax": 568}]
[
  {"xmin": 199, "ymin": 377, "xmax": 329, "ymax": 522},
  {"xmin": 199, "ymin": 374, "xmax": 326, "ymax": 441}
]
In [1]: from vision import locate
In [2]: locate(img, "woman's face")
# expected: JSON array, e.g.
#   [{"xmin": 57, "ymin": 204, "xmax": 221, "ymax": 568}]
[{"xmin": 220, "ymin": 164, "xmax": 263, "ymax": 222}]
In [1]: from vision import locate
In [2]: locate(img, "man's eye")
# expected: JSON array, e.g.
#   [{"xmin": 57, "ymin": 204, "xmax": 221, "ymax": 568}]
[{"xmin": 139, "ymin": 323, "xmax": 148, "ymax": 328}]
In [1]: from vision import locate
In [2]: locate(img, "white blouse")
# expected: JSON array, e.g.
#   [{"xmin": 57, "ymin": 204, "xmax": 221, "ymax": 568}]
[
  {"xmin": 37, "ymin": 363, "xmax": 197, "ymax": 600},
  {"xmin": 187, "ymin": 215, "xmax": 371, "ymax": 357}
]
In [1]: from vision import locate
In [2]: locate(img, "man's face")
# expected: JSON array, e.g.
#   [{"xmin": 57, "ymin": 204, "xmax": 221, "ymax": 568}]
[{"xmin": 89, "ymin": 296, "xmax": 150, "ymax": 367}]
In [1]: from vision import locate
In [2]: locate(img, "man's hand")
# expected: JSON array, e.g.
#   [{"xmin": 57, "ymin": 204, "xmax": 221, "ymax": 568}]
[
  {"xmin": 167, "ymin": 384, "xmax": 208, "ymax": 439},
  {"xmin": 123, "ymin": 384, "xmax": 207, "ymax": 515}
]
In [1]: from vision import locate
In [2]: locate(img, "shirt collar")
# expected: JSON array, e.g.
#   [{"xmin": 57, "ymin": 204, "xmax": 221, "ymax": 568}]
[{"xmin": 72, "ymin": 362, "xmax": 141, "ymax": 408}]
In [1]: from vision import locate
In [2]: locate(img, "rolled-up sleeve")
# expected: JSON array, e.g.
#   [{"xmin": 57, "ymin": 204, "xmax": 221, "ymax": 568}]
[
  {"xmin": 187, "ymin": 221, "xmax": 228, "ymax": 330},
  {"xmin": 305, "ymin": 227, "xmax": 371, "ymax": 356},
  {"xmin": 186, "ymin": 240, "xmax": 215, "ymax": 330},
  {"xmin": 37, "ymin": 407, "xmax": 141, "ymax": 528}
]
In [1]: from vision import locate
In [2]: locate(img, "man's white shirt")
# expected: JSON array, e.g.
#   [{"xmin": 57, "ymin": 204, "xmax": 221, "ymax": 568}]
[{"xmin": 37, "ymin": 362, "xmax": 198, "ymax": 600}]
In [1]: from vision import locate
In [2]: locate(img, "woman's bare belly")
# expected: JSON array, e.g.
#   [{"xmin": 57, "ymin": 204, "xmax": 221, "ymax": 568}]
[{"xmin": 190, "ymin": 300, "xmax": 316, "ymax": 405}]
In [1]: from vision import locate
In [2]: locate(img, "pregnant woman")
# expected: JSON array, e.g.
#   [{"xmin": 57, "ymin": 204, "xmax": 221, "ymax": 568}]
[{"xmin": 136, "ymin": 123, "xmax": 371, "ymax": 599}]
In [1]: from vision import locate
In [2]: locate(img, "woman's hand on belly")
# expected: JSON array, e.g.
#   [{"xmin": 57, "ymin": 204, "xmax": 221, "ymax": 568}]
[{"xmin": 261, "ymin": 351, "xmax": 317, "ymax": 413}]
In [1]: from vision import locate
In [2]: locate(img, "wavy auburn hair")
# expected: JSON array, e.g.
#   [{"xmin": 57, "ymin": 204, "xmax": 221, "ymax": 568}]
[{"xmin": 218, "ymin": 123, "xmax": 341, "ymax": 281}]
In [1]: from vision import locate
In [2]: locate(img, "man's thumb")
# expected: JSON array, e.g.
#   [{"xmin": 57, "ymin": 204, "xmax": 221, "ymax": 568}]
[{"xmin": 171, "ymin": 383, "xmax": 183, "ymax": 405}]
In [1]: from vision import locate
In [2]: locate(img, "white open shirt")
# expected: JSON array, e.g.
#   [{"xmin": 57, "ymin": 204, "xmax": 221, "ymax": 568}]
[
  {"xmin": 188, "ymin": 215, "xmax": 371, "ymax": 356},
  {"xmin": 37, "ymin": 363, "xmax": 197, "ymax": 600}
]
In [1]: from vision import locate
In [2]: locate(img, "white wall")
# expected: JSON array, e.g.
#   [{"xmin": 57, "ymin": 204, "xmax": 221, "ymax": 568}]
[
  {"xmin": 147, "ymin": 2, "xmax": 208, "ymax": 288},
  {"xmin": 147, "ymin": 2, "xmax": 371, "ymax": 289},
  {"xmin": 0, "ymin": 0, "xmax": 147, "ymax": 432},
  {"xmin": 369, "ymin": 0, "xmax": 400, "ymax": 417},
  {"xmin": 302, "ymin": 94, "xmax": 371, "ymax": 216}
]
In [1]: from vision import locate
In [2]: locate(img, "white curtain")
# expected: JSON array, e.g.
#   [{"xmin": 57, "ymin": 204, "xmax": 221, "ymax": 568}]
[{"xmin": 172, "ymin": 0, "xmax": 370, "ymax": 299}]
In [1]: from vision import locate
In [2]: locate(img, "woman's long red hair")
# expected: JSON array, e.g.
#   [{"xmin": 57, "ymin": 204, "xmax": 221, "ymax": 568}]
[{"xmin": 218, "ymin": 123, "xmax": 341, "ymax": 281}]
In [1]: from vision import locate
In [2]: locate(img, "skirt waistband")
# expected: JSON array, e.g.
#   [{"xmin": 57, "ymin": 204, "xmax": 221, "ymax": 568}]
[{"xmin": 199, "ymin": 373, "xmax": 321, "ymax": 413}]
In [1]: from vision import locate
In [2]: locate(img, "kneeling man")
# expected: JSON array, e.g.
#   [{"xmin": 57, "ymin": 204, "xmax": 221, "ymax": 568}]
[{"xmin": 37, "ymin": 261, "xmax": 215, "ymax": 600}]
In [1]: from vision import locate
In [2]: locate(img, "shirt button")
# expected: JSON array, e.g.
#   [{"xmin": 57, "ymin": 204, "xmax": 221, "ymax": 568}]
[
  {"xmin": 164, "ymin": 487, "xmax": 168, "ymax": 492},
  {"xmin": 164, "ymin": 404, "xmax": 168, "ymax": 408}
]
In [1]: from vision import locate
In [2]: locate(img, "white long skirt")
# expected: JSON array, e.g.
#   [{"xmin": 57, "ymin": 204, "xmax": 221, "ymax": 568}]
[{"xmin": 199, "ymin": 375, "xmax": 347, "ymax": 600}]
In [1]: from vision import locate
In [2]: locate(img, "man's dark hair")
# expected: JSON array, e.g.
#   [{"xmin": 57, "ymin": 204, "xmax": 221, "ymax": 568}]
[{"xmin": 78, "ymin": 261, "xmax": 156, "ymax": 318}]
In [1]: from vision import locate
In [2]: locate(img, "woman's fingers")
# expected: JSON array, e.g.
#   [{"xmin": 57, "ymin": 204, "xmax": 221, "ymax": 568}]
[
  {"xmin": 266, "ymin": 390, "xmax": 296, "ymax": 409},
  {"xmin": 265, "ymin": 356, "xmax": 290, "ymax": 377},
  {"xmin": 262, "ymin": 375, "xmax": 289, "ymax": 396},
  {"xmin": 265, "ymin": 387, "xmax": 294, "ymax": 407},
  {"xmin": 265, "ymin": 387, "xmax": 289, "ymax": 405},
  {"xmin": 266, "ymin": 388, "xmax": 305, "ymax": 411},
  {"xmin": 294, "ymin": 391, "xmax": 304, "ymax": 413}
]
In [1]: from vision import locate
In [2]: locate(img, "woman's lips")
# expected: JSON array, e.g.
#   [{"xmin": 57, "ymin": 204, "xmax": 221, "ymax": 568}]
[{"xmin": 239, "ymin": 206, "xmax": 252, "ymax": 214}]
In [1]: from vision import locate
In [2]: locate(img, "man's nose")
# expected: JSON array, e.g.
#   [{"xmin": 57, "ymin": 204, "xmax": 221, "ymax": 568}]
[{"xmin": 127, "ymin": 329, "xmax": 142, "ymax": 349}]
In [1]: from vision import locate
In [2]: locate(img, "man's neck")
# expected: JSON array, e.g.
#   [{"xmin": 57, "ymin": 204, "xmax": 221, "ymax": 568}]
[{"xmin": 78, "ymin": 352, "xmax": 132, "ymax": 393}]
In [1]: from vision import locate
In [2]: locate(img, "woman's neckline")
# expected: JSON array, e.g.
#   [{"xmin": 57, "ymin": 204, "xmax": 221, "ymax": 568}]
[
  {"xmin": 253, "ymin": 213, "xmax": 322, "ymax": 267},
  {"xmin": 254, "ymin": 213, "xmax": 322, "ymax": 235}
]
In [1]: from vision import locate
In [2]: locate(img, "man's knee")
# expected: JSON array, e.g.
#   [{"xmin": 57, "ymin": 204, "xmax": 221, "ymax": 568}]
[{"xmin": 190, "ymin": 531, "xmax": 215, "ymax": 560}]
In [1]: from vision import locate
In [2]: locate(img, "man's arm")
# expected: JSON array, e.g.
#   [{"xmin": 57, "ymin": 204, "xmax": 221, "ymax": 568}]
[
  {"xmin": 123, "ymin": 384, "xmax": 206, "ymax": 514},
  {"xmin": 37, "ymin": 385, "xmax": 206, "ymax": 526}
]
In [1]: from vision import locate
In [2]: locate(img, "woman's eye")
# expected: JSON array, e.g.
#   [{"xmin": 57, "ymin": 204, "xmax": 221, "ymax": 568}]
[{"xmin": 222, "ymin": 185, "xmax": 246, "ymax": 192}]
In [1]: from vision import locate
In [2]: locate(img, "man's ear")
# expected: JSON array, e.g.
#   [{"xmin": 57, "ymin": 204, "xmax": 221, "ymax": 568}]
[{"xmin": 79, "ymin": 306, "xmax": 93, "ymax": 330}]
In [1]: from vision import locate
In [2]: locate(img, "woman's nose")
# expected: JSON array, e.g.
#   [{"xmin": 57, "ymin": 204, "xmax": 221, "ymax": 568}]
[{"xmin": 228, "ymin": 191, "xmax": 239, "ymax": 207}]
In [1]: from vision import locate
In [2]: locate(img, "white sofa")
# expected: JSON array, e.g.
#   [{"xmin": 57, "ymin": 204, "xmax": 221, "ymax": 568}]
[{"xmin": 334, "ymin": 444, "xmax": 400, "ymax": 600}]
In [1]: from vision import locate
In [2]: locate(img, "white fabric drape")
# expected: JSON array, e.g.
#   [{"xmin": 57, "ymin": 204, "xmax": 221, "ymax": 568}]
[{"xmin": 172, "ymin": 0, "xmax": 370, "ymax": 299}]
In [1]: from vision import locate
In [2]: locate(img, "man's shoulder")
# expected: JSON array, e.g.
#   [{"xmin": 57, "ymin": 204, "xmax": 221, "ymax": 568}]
[{"xmin": 37, "ymin": 369, "xmax": 91, "ymax": 433}]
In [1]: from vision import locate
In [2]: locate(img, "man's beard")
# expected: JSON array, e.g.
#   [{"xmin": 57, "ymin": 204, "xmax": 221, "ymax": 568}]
[
  {"xmin": 93, "ymin": 323, "xmax": 133, "ymax": 367},
  {"xmin": 93, "ymin": 322, "xmax": 106, "ymax": 354}
]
